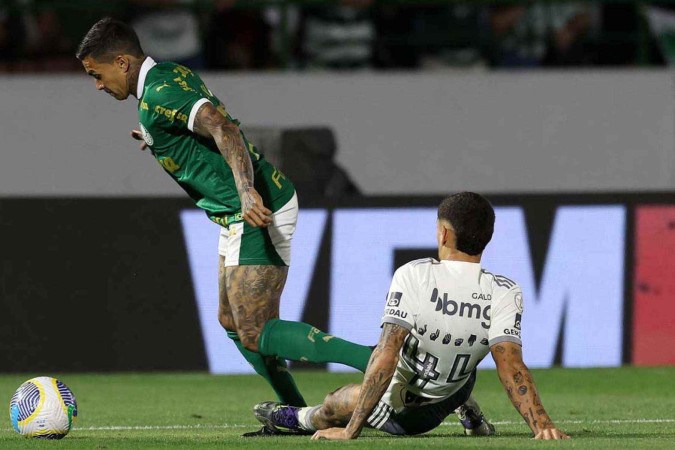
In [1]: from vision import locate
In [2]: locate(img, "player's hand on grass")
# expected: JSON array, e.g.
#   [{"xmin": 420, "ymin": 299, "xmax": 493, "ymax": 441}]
[
  {"xmin": 311, "ymin": 427, "xmax": 355, "ymax": 440},
  {"xmin": 241, "ymin": 187, "xmax": 272, "ymax": 228},
  {"xmin": 130, "ymin": 129, "xmax": 148, "ymax": 151},
  {"xmin": 533, "ymin": 427, "xmax": 570, "ymax": 440}
]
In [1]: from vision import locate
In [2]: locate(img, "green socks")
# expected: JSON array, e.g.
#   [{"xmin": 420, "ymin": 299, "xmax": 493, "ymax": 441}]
[
  {"xmin": 227, "ymin": 331, "xmax": 306, "ymax": 407},
  {"xmin": 227, "ymin": 319, "xmax": 373, "ymax": 406},
  {"xmin": 257, "ymin": 319, "xmax": 373, "ymax": 372}
]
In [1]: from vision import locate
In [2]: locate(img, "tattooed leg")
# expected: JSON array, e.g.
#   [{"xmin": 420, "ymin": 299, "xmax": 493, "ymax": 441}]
[
  {"xmin": 223, "ymin": 262, "xmax": 305, "ymax": 406},
  {"xmin": 225, "ymin": 264, "xmax": 286, "ymax": 352},
  {"xmin": 217, "ymin": 256, "xmax": 237, "ymax": 332},
  {"xmin": 227, "ymin": 264, "xmax": 372, "ymax": 371},
  {"xmin": 309, "ymin": 384, "xmax": 361, "ymax": 430}
]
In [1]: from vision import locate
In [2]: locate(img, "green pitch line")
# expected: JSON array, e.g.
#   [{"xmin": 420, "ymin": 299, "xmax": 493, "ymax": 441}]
[{"xmin": 1, "ymin": 367, "xmax": 674, "ymax": 449}]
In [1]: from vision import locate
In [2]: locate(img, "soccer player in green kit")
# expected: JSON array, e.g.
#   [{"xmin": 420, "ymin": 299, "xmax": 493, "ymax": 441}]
[{"xmin": 76, "ymin": 18, "xmax": 373, "ymax": 435}]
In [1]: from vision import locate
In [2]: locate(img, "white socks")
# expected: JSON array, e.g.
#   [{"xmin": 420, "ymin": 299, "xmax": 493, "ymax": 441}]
[{"xmin": 297, "ymin": 405, "xmax": 321, "ymax": 432}]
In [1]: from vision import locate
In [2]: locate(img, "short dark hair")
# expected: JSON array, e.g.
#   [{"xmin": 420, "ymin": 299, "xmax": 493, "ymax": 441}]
[
  {"xmin": 438, "ymin": 192, "xmax": 495, "ymax": 256},
  {"xmin": 76, "ymin": 17, "xmax": 144, "ymax": 61}
]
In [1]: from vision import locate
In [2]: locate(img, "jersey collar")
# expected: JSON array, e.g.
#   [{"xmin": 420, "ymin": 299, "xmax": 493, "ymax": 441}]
[{"xmin": 136, "ymin": 56, "xmax": 157, "ymax": 99}]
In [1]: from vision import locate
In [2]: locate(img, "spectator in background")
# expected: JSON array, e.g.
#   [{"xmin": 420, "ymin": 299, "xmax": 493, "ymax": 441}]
[
  {"xmin": 1, "ymin": 0, "xmax": 113, "ymax": 73},
  {"xmin": 372, "ymin": 2, "xmax": 419, "ymax": 69},
  {"xmin": 0, "ymin": 1, "xmax": 26, "ymax": 72},
  {"xmin": 23, "ymin": 1, "xmax": 78, "ymax": 71},
  {"xmin": 375, "ymin": 3, "xmax": 486, "ymax": 70},
  {"xmin": 297, "ymin": 0, "xmax": 375, "ymax": 70},
  {"xmin": 488, "ymin": 2, "xmax": 598, "ymax": 68},
  {"xmin": 129, "ymin": 0, "xmax": 204, "ymax": 69},
  {"xmin": 205, "ymin": 0, "xmax": 274, "ymax": 70}
]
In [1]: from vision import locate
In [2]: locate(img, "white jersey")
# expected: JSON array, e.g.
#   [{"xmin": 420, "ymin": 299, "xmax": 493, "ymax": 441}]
[{"xmin": 381, "ymin": 258, "xmax": 523, "ymax": 401}]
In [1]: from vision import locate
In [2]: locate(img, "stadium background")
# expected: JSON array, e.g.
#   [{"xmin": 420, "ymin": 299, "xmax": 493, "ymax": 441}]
[{"xmin": 0, "ymin": 0, "xmax": 674, "ymax": 446}]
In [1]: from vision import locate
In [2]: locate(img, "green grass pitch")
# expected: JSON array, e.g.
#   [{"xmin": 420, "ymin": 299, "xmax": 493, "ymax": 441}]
[{"xmin": 1, "ymin": 367, "xmax": 674, "ymax": 449}]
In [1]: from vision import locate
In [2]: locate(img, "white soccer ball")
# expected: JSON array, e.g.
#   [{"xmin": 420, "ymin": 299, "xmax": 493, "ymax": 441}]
[{"xmin": 9, "ymin": 376, "xmax": 78, "ymax": 439}]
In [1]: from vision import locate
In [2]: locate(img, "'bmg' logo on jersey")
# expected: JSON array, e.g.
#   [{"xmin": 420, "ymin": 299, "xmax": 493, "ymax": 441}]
[{"xmin": 430, "ymin": 288, "xmax": 491, "ymax": 329}]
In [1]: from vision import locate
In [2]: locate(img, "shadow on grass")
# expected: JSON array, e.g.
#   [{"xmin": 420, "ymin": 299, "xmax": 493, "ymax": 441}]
[{"xmin": 359, "ymin": 432, "xmax": 531, "ymax": 439}]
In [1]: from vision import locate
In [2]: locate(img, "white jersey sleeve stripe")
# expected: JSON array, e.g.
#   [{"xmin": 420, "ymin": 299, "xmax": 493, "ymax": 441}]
[
  {"xmin": 187, "ymin": 98, "xmax": 211, "ymax": 132},
  {"xmin": 489, "ymin": 335, "xmax": 522, "ymax": 347},
  {"xmin": 381, "ymin": 317, "xmax": 414, "ymax": 331}
]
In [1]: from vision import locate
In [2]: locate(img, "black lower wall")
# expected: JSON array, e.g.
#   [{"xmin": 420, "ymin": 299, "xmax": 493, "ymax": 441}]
[{"xmin": 0, "ymin": 198, "xmax": 206, "ymax": 371}]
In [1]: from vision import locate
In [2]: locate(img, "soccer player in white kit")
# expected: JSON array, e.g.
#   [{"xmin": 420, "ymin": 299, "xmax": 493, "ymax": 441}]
[{"xmin": 254, "ymin": 192, "xmax": 569, "ymax": 440}]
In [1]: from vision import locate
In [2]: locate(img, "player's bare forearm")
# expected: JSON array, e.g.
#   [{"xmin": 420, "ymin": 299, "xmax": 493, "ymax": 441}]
[
  {"xmin": 491, "ymin": 343, "xmax": 569, "ymax": 439},
  {"xmin": 218, "ymin": 126, "xmax": 256, "ymax": 195},
  {"xmin": 344, "ymin": 323, "xmax": 408, "ymax": 438},
  {"xmin": 192, "ymin": 102, "xmax": 271, "ymax": 227},
  {"xmin": 494, "ymin": 344, "xmax": 551, "ymax": 431}
]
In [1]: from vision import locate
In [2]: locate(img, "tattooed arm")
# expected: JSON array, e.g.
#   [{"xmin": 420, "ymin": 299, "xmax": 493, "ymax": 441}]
[
  {"xmin": 192, "ymin": 102, "xmax": 272, "ymax": 228},
  {"xmin": 491, "ymin": 342, "xmax": 570, "ymax": 440},
  {"xmin": 311, "ymin": 323, "xmax": 409, "ymax": 441}
]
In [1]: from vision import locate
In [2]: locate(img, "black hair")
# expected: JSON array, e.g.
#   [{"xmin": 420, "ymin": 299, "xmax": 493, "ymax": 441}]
[
  {"xmin": 438, "ymin": 192, "xmax": 495, "ymax": 256},
  {"xmin": 76, "ymin": 17, "xmax": 144, "ymax": 61}
]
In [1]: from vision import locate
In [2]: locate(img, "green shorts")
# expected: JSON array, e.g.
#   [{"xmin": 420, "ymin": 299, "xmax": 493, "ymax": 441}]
[{"xmin": 218, "ymin": 193, "xmax": 297, "ymax": 266}]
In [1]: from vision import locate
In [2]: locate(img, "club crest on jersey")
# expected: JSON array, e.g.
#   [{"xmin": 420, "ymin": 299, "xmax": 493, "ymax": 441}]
[
  {"xmin": 514, "ymin": 292, "xmax": 524, "ymax": 312},
  {"xmin": 139, "ymin": 123, "xmax": 153, "ymax": 146}
]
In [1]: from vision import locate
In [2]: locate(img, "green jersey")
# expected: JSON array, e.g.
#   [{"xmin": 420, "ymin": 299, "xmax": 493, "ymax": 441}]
[{"xmin": 136, "ymin": 57, "xmax": 294, "ymax": 226}]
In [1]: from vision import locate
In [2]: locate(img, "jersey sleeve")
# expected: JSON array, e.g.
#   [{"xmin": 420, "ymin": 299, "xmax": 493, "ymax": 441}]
[
  {"xmin": 145, "ymin": 83, "xmax": 211, "ymax": 135},
  {"xmin": 381, "ymin": 264, "xmax": 419, "ymax": 331},
  {"xmin": 488, "ymin": 286, "xmax": 524, "ymax": 347}
]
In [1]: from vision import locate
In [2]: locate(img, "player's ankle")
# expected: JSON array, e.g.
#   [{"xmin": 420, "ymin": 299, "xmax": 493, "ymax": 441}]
[{"xmin": 298, "ymin": 405, "xmax": 321, "ymax": 432}]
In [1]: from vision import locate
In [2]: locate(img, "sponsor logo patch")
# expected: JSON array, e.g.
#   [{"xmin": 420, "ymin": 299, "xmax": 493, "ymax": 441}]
[
  {"xmin": 429, "ymin": 288, "xmax": 491, "ymax": 329},
  {"xmin": 387, "ymin": 291, "xmax": 402, "ymax": 307},
  {"xmin": 504, "ymin": 328, "xmax": 521, "ymax": 338},
  {"xmin": 384, "ymin": 308, "xmax": 407, "ymax": 319}
]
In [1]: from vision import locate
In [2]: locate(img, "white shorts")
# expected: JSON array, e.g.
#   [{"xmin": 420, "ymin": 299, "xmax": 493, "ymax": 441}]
[{"xmin": 218, "ymin": 193, "xmax": 298, "ymax": 267}]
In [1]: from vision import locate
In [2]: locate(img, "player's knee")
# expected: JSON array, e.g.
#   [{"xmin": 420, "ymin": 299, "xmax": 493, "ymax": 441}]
[
  {"xmin": 217, "ymin": 312, "xmax": 236, "ymax": 332},
  {"xmin": 322, "ymin": 384, "xmax": 358, "ymax": 422},
  {"xmin": 320, "ymin": 399, "xmax": 337, "ymax": 422},
  {"xmin": 238, "ymin": 333, "xmax": 261, "ymax": 353}
]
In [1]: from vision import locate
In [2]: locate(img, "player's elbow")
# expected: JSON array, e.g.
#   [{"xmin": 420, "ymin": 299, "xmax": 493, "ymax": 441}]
[
  {"xmin": 496, "ymin": 358, "xmax": 528, "ymax": 378},
  {"xmin": 492, "ymin": 348, "xmax": 527, "ymax": 376},
  {"xmin": 219, "ymin": 122, "xmax": 241, "ymax": 140}
]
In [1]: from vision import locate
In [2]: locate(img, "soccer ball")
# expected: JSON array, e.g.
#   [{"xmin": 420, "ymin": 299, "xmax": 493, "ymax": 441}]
[{"xmin": 9, "ymin": 377, "xmax": 78, "ymax": 439}]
